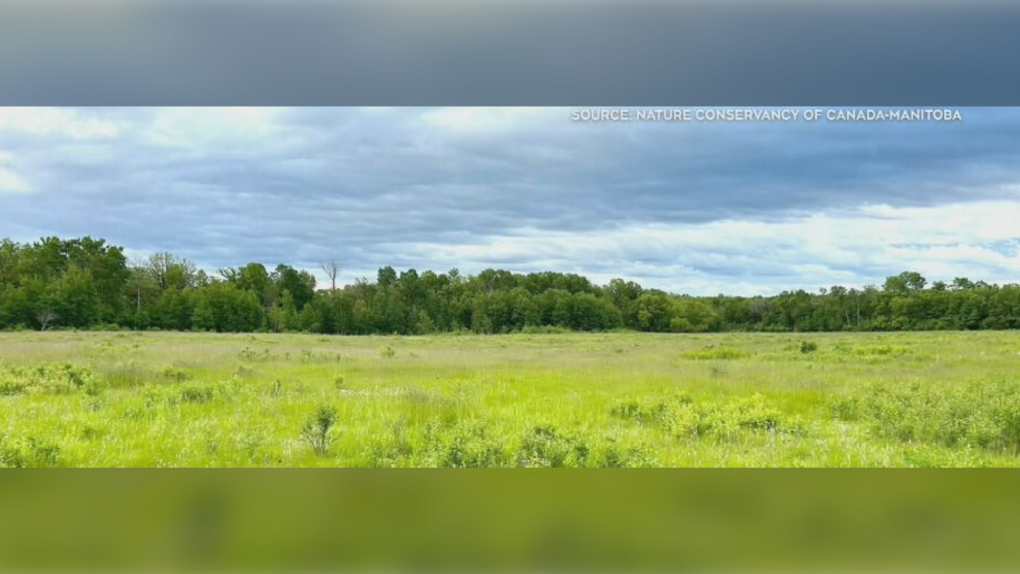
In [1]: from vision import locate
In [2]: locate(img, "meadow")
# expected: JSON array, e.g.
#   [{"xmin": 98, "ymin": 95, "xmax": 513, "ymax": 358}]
[{"xmin": 1, "ymin": 330, "xmax": 1019, "ymax": 467}]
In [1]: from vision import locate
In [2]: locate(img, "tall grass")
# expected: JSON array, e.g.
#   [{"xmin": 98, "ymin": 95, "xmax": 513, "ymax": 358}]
[{"xmin": 0, "ymin": 330, "xmax": 1018, "ymax": 467}]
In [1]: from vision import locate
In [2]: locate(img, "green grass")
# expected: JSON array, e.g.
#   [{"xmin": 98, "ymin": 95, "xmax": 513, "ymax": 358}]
[{"xmin": 1, "ymin": 330, "xmax": 1019, "ymax": 467}]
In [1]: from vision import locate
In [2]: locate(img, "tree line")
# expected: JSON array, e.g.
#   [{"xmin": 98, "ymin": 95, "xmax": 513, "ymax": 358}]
[{"xmin": 1, "ymin": 237, "xmax": 1018, "ymax": 334}]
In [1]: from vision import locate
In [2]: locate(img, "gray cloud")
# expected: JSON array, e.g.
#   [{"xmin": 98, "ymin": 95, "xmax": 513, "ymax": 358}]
[{"xmin": 1, "ymin": 107, "xmax": 1019, "ymax": 294}]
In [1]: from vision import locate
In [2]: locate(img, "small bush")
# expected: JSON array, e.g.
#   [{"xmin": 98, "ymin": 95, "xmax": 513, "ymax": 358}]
[
  {"xmin": 270, "ymin": 379, "xmax": 284, "ymax": 397},
  {"xmin": 828, "ymin": 396, "xmax": 861, "ymax": 421},
  {"xmin": 799, "ymin": 341, "xmax": 818, "ymax": 354},
  {"xmin": 142, "ymin": 381, "xmax": 224, "ymax": 408},
  {"xmin": 302, "ymin": 405, "xmax": 339, "ymax": 456},
  {"xmin": 680, "ymin": 346, "xmax": 750, "ymax": 360},
  {"xmin": 0, "ymin": 436, "xmax": 62, "ymax": 468},
  {"xmin": 852, "ymin": 345, "xmax": 907, "ymax": 357},
  {"xmin": 595, "ymin": 444, "xmax": 658, "ymax": 468},
  {"xmin": 238, "ymin": 347, "xmax": 271, "ymax": 362},
  {"xmin": 0, "ymin": 379, "xmax": 29, "ymax": 396},
  {"xmin": 846, "ymin": 379, "xmax": 1020, "ymax": 452},
  {"xmin": 380, "ymin": 346, "xmax": 396, "ymax": 359},
  {"xmin": 179, "ymin": 384, "xmax": 216, "ymax": 404},
  {"xmin": 159, "ymin": 365, "xmax": 191, "ymax": 383},
  {"xmin": 520, "ymin": 325, "xmax": 571, "ymax": 335},
  {"xmin": 0, "ymin": 363, "xmax": 99, "ymax": 396},
  {"xmin": 422, "ymin": 420, "xmax": 507, "ymax": 468},
  {"xmin": 0, "ymin": 440, "xmax": 26, "ymax": 468},
  {"xmin": 612, "ymin": 393, "xmax": 788, "ymax": 438},
  {"xmin": 516, "ymin": 425, "xmax": 590, "ymax": 468}
]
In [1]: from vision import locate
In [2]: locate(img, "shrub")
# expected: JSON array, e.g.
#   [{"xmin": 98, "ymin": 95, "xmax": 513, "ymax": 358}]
[
  {"xmin": 520, "ymin": 325, "xmax": 571, "ymax": 335},
  {"xmin": 142, "ymin": 381, "xmax": 224, "ymax": 407},
  {"xmin": 179, "ymin": 384, "xmax": 216, "ymax": 404},
  {"xmin": 680, "ymin": 346, "xmax": 750, "ymax": 360},
  {"xmin": 799, "ymin": 341, "xmax": 818, "ymax": 354},
  {"xmin": 380, "ymin": 346, "xmax": 396, "ymax": 358},
  {"xmin": 302, "ymin": 405, "xmax": 339, "ymax": 456},
  {"xmin": 516, "ymin": 425, "xmax": 590, "ymax": 468},
  {"xmin": 612, "ymin": 393, "xmax": 788, "ymax": 438},
  {"xmin": 611, "ymin": 394, "xmax": 694, "ymax": 427},
  {"xmin": 238, "ymin": 347, "xmax": 270, "ymax": 362},
  {"xmin": 828, "ymin": 396, "xmax": 861, "ymax": 421},
  {"xmin": 0, "ymin": 363, "xmax": 99, "ymax": 396},
  {"xmin": 844, "ymin": 379, "xmax": 1020, "ymax": 451},
  {"xmin": 0, "ymin": 378, "xmax": 29, "ymax": 396},
  {"xmin": 270, "ymin": 379, "xmax": 284, "ymax": 397},
  {"xmin": 852, "ymin": 345, "xmax": 907, "ymax": 357},
  {"xmin": 159, "ymin": 365, "xmax": 191, "ymax": 383},
  {"xmin": 0, "ymin": 436, "xmax": 62, "ymax": 468},
  {"xmin": 422, "ymin": 420, "xmax": 507, "ymax": 468},
  {"xmin": 595, "ymin": 444, "xmax": 658, "ymax": 468}
]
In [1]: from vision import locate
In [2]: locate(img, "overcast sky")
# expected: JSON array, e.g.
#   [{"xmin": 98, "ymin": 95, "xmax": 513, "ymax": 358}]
[{"xmin": 1, "ymin": 107, "xmax": 1018, "ymax": 295}]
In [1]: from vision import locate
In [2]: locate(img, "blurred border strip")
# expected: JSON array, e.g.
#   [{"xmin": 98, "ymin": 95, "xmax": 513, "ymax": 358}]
[
  {"xmin": 0, "ymin": 470, "xmax": 1019, "ymax": 572},
  {"xmin": 1, "ymin": 0, "xmax": 1020, "ymax": 105}
]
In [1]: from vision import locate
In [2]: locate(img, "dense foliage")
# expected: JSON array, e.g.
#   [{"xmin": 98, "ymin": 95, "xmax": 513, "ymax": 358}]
[{"xmin": 1, "ymin": 237, "xmax": 1018, "ymax": 333}]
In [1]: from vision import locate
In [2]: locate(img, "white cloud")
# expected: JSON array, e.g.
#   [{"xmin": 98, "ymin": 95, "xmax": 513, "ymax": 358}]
[
  {"xmin": 0, "ymin": 108, "xmax": 119, "ymax": 139},
  {"xmin": 0, "ymin": 152, "xmax": 29, "ymax": 195},
  {"xmin": 391, "ymin": 200, "xmax": 1020, "ymax": 295},
  {"xmin": 144, "ymin": 107, "xmax": 282, "ymax": 152},
  {"xmin": 0, "ymin": 166, "xmax": 29, "ymax": 194},
  {"xmin": 421, "ymin": 107, "xmax": 558, "ymax": 132}
]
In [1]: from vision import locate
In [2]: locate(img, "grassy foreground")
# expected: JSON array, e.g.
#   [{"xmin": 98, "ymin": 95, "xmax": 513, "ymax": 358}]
[{"xmin": 1, "ymin": 330, "xmax": 1019, "ymax": 467}]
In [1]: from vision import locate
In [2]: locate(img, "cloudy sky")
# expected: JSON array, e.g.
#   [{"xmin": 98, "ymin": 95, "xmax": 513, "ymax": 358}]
[{"xmin": 1, "ymin": 107, "xmax": 1018, "ymax": 295}]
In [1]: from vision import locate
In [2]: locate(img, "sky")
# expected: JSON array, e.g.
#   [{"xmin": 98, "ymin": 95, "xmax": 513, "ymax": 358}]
[{"xmin": 1, "ymin": 106, "xmax": 1019, "ymax": 296}]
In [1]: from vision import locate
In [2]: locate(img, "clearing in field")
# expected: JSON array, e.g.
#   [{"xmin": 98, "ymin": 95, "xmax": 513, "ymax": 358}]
[{"xmin": 2, "ymin": 330, "xmax": 1019, "ymax": 467}]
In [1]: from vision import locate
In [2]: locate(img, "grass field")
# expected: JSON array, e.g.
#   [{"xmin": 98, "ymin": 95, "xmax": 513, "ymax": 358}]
[{"xmin": 2, "ymin": 330, "xmax": 1019, "ymax": 467}]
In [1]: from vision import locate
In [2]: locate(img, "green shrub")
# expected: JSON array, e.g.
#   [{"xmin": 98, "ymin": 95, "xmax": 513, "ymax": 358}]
[
  {"xmin": 828, "ymin": 396, "xmax": 861, "ymax": 421},
  {"xmin": 612, "ymin": 393, "xmax": 788, "ymax": 438},
  {"xmin": 516, "ymin": 425, "xmax": 589, "ymax": 468},
  {"xmin": 852, "ymin": 345, "xmax": 907, "ymax": 357},
  {"xmin": 179, "ymin": 383, "xmax": 216, "ymax": 404},
  {"xmin": 0, "ymin": 379, "xmax": 29, "ymax": 396},
  {"xmin": 520, "ymin": 325, "xmax": 571, "ymax": 335},
  {"xmin": 800, "ymin": 341, "xmax": 818, "ymax": 354},
  {"xmin": 846, "ymin": 379, "xmax": 1020, "ymax": 451},
  {"xmin": 595, "ymin": 444, "xmax": 658, "ymax": 468},
  {"xmin": 0, "ymin": 436, "xmax": 62, "ymax": 468},
  {"xmin": 302, "ymin": 405, "xmax": 339, "ymax": 456},
  {"xmin": 238, "ymin": 347, "xmax": 270, "ymax": 361},
  {"xmin": 269, "ymin": 379, "xmax": 285, "ymax": 397},
  {"xmin": 680, "ymin": 346, "xmax": 750, "ymax": 360},
  {"xmin": 159, "ymin": 365, "xmax": 191, "ymax": 383},
  {"xmin": 0, "ymin": 363, "xmax": 99, "ymax": 396},
  {"xmin": 142, "ymin": 381, "xmax": 224, "ymax": 407},
  {"xmin": 422, "ymin": 420, "xmax": 507, "ymax": 468}
]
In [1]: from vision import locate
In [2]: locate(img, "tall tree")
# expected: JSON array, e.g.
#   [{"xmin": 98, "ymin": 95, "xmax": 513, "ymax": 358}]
[{"xmin": 321, "ymin": 260, "xmax": 341, "ymax": 292}]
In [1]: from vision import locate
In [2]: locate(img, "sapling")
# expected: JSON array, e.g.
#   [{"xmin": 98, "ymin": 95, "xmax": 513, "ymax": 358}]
[{"xmin": 302, "ymin": 405, "xmax": 338, "ymax": 456}]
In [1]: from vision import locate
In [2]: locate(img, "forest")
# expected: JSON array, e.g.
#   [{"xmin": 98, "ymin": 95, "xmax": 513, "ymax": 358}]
[{"xmin": 1, "ymin": 236, "xmax": 1018, "ymax": 334}]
